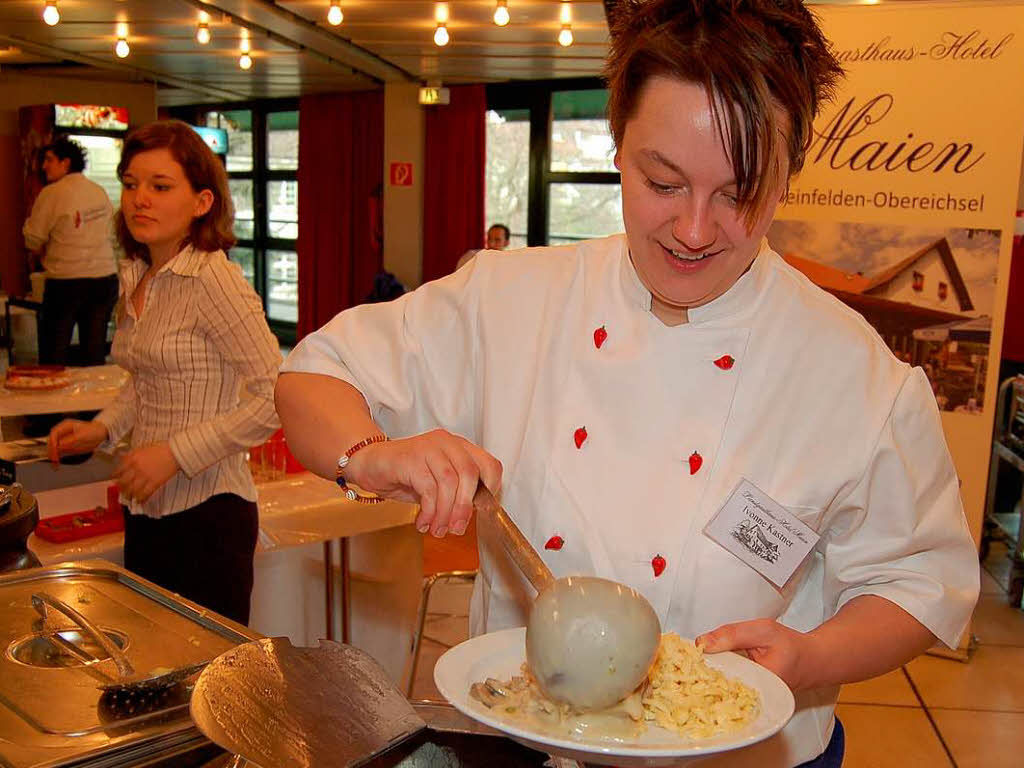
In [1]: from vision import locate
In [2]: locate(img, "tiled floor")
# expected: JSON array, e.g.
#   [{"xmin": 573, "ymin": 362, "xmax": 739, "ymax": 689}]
[{"xmin": 409, "ymin": 539, "xmax": 1024, "ymax": 767}]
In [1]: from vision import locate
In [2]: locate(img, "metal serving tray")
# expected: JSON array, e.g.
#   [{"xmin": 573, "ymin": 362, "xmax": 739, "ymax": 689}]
[{"xmin": 0, "ymin": 560, "xmax": 260, "ymax": 768}]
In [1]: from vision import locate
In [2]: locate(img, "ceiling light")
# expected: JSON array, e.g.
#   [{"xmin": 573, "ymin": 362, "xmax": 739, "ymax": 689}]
[
  {"xmin": 42, "ymin": 1, "xmax": 59, "ymax": 26},
  {"xmin": 238, "ymin": 32, "xmax": 253, "ymax": 69},
  {"xmin": 493, "ymin": 0, "xmax": 510, "ymax": 26},
  {"xmin": 435, "ymin": 2, "xmax": 450, "ymax": 24},
  {"xmin": 558, "ymin": 1, "xmax": 572, "ymax": 46},
  {"xmin": 433, "ymin": 23, "xmax": 449, "ymax": 47},
  {"xmin": 328, "ymin": 0, "xmax": 343, "ymax": 25},
  {"xmin": 196, "ymin": 22, "xmax": 211, "ymax": 44},
  {"xmin": 114, "ymin": 37, "xmax": 130, "ymax": 58}
]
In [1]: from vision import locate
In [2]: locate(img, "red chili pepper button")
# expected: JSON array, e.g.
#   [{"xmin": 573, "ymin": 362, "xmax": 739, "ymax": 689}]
[
  {"xmin": 545, "ymin": 535, "xmax": 565, "ymax": 551},
  {"xmin": 652, "ymin": 554, "xmax": 667, "ymax": 577},
  {"xmin": 714, "ymin": 355, "xmax": 735, "ymax": 370},
  {"xmin": 594, "ymin": 326, "xmax": 608, "ymax": 349},
  {"xmin": 574, "ymin": 426, "xmax": 588, "ymax": 449},
  {"xmin": 688, "ymin": 451, "xmax": 703, "ymax": 475}
]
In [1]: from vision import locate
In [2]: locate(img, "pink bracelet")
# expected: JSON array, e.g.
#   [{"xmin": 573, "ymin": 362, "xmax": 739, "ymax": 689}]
[{"xmin": 335, "ymin": 434, "xmax": 388, "ymax": 504}]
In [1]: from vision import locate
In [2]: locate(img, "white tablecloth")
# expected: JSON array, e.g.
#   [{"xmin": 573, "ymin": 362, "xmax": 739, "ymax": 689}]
[{"xmin": 0, "ymin": 365, "xmax": 128, "ymax": 417}]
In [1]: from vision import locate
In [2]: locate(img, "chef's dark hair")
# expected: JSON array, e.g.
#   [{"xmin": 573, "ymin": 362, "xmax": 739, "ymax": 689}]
[
  {"xmin": 43, "ymin": 137, "xmax": 87, "ymax": 174},
  {"xmin": 115, "ymin": 120, "xmax": 236, "ymax": 263},
  {"xmin": 604, "ymin": 0, "xmax": 843, "ymax": 226}
]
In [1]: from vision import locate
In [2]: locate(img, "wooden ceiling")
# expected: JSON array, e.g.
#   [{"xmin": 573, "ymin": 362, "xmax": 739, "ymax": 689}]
[
  {"xmin": 0, "ymin": 0, "xmax": 611, "ymax": 105},
  {"xmin": 0, "ymin": 0, "xmax": 978, "ymax": 106}
]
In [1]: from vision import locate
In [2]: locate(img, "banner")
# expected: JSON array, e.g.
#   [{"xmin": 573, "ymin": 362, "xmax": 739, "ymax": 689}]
[{"xmin": 772, "ymin": 2, "xmax": 1024, "ymax": 547}]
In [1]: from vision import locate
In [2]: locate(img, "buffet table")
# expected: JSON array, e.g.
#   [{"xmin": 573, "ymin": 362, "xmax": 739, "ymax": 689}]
[
  {"xmin": 0, "ymin": 364, "xmax": 128, "ymax": 417},
  {"xmin": 29, "ymin": 472, "xmax": 423, "ymax": 687}
]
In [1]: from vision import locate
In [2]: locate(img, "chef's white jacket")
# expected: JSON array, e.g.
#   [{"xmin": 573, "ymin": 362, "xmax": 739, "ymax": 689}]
[
  {"xmin": 283, "ymin": 234, "xmax": 979, "ymax": 767},
  {"xmin": 22, "ymin": 172, "xmax": 116, "ymax": 279}
]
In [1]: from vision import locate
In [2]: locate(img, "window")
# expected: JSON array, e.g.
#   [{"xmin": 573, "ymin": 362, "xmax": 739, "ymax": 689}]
[
  {"xmin": 550, "ymin": 90, "xmax": 616, "ymax": 173},
  {"xmin": 486, "ymin": 79, "xmax": 622, "ymax": 247},
  {"xmin": 267, "ymin": 180, "xmax": 298, "ymax": 239},
  {"xmin": 267, "ymin": 111, "xmax": 299, "ymax": 171},
  {"xmin": 211, "ymin": 109, "xmax": 253, "ymax": 172},
  {"xmin": 485, "ymin": 109, "xmax": 529, "ymax": 248},
  {"xmin": 267, "ymin": 250, "xmax": 299, "ymax": 323},
  {"xmin": 195, "ymin": 101, "xmax": 299, "ymax": 343},
  {"xmin": 228, "ymin": 178, "xmax": 255, "ymax": 240},
  {"xmin": 913, "ymin": 271, "xmax": 925, "ymax": 292},
  {"xmin": 548, "ymin": 183, "xmax": 623, "ymax": 245}
]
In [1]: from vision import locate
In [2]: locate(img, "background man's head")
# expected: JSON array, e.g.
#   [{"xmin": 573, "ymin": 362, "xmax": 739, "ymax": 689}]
[
  {"xmin": 487, "ymin": 223, "xmax": 511, "ymax": 250},
  {"xmin": 41, "ymin": 137, "xmax": 87, "ymax": 183}
]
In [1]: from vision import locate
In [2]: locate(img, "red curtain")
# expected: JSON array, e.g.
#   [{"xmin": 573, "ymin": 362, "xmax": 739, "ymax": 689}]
[
  {"xmin": 296, "ymin": 90, "xmax": 384, "ymax": 340},
  {"xmin": 422, "ymin": 85, "xmax": 487, "ymax": 283}
]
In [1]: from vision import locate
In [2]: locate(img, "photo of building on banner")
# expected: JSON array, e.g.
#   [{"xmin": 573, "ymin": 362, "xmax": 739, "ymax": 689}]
[{"xmin": 769, "ymin": 221, "xmax": 1000, "ymax": 415}]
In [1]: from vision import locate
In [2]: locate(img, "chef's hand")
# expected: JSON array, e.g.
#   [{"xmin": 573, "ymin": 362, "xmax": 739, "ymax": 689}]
[
  {"xmin": 345, "ymin": 429, "xmax": 502, "ymax": 538},
  {"xmin": 696, "ymin": 619, "xmax": 815, "ymax": 691},
  {"xmin": 113, "ymin": 443, "xmax": 180, "ymax": 503},
  {"xmin": 48, "ymin": 419, "xmax": 109, "ymax": 463},
  {"xmin": 697, "ymin": 597, "xmax": 936, "ymax": 692}
]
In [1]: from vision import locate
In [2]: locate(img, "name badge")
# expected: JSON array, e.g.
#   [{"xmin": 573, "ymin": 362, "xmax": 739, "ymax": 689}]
[{"xmin": 704, "ymin": 479, "xmax": 820, "ymax": 588}]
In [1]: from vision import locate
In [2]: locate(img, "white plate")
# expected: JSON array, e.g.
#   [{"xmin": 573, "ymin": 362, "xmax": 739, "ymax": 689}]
[{"xmin": 434, "ymin": 627, "xmax": 795, "ymax": 767}]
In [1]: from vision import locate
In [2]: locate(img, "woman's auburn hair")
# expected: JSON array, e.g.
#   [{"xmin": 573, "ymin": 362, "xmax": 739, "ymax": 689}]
[
  {"xmin": 604, "ymin": 0, "xmax": 844, "ymax": 226},
  {"xmin": 115, "ymin": 119, "xmax": 236, "ymax": 262}
]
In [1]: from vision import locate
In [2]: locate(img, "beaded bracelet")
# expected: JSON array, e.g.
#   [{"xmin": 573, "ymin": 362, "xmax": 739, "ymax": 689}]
[{"xmin": 335, "ymin": 434, "xmax": 388, "ymax": 504}]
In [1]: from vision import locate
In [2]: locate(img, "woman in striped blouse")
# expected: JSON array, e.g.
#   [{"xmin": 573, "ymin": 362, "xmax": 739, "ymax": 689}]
[{"xmin": 48, "ymin": 120, "xmax": 281, "ymax": 625}]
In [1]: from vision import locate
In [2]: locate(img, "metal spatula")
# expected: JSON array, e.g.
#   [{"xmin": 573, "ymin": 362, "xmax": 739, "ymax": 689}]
[{"xmin": 191, "ymin": 637, "xmax": 427, "ymax": 768}]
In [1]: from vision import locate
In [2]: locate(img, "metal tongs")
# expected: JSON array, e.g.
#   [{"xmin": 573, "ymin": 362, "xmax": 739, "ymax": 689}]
[{"xmin": 32, "ymin": 591, "xmax": 205, "ymax": 695}]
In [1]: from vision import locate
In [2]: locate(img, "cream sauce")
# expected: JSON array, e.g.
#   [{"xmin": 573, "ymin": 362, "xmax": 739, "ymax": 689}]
[{"xmin": 470, "ymin": 666, "xmax": 646, "ymax": 742}]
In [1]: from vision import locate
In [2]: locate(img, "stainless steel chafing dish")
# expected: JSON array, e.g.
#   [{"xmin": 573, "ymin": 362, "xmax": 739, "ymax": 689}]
[
  {"xmin": 0, "ymin": 560, "xmax": 259, "ymax": 768},
  {"xmin": 1, "ymin": 561, "xmax": 556, "ymax": 768}
]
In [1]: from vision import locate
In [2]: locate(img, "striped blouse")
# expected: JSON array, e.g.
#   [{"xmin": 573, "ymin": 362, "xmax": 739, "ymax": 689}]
[{"xmin": 95, "ymin": 245, "xmax": 281, "ymax": 518}]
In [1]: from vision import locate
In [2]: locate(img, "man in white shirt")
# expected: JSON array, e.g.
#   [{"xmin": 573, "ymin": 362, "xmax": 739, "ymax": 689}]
[{"xmin": 23, "ymin": 137, "xmax": 118, "ymax": 368}]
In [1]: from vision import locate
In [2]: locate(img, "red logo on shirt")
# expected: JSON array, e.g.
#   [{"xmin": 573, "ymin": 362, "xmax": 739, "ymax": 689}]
[
  {"xmin": 652, "ymin": 554, "xmax": 666, "ymax": 577},
  {"xmin": 74, "ymin": 211, "xmax": 82, "ymax": 228},
  {"xmin": 688, "ymin": 451, "xmax": 703, "ymax": 475}
]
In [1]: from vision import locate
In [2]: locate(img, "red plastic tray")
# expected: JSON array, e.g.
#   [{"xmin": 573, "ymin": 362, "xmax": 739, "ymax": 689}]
[{"xmin": 35, "ymin": 486, "xmax": 124, "ymax": 543}]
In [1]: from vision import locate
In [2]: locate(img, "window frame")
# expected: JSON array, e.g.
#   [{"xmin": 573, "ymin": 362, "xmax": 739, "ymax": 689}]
[
  {"xmin": 486, "ymin": 78, "xmax": 620, "ymax": 247},
  {"xmin": 169, "ymin": 98, "xmax": 299, "ymax": 346}
]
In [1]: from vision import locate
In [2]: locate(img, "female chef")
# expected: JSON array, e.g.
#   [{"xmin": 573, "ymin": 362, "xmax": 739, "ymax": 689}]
[{"xmin": 275, "ymin": 1, "xmax": 978, "ymax": 765}]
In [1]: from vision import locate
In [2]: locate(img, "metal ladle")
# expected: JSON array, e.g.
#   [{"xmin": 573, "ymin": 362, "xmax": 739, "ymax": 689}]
[
  {"xmin": 473, "ymin": 485, "xmax": 661, "ymax": 711},
  {"xmin": 32, "ymin": 591, "xmax": 206, "ymax": 695}
]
